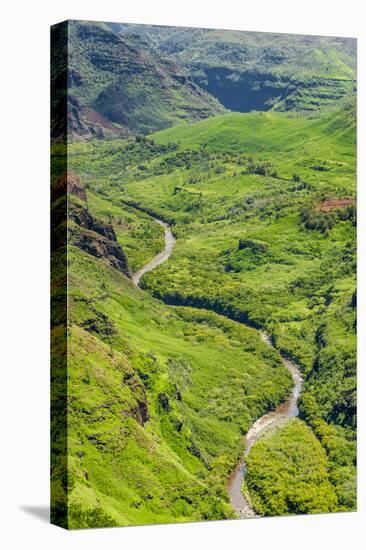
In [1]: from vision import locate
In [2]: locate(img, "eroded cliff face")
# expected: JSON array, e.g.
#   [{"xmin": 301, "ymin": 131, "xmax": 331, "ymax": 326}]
[
  {"xmin": 52, "ymin": 171, "xmax": 131, "ymax": 277},
  {"xmin": 193, "ymin": 68, "xmax": 287, "ymax": 112},
  {"xmin": 51, "ymin": 21, "xmax": 225, "ymax": 142},
  {"xmin": 192, "ymin": 68, "xmax": 356, "ymax": 113},
  {"xmin": 66, "ymin": 94, "xmax": 129, "ymax": 141},
  {"xmin": 68, "ymin": 201, "xmax": 131, "ymax": 276},
  {"xmin": 119, "ymin": 25, "xmax": 356, "ymax": 114}
]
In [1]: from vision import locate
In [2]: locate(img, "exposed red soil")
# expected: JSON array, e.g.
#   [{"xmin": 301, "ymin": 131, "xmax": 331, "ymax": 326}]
[
  {"xmin": 316, "ymin": 198, "xmax": 355, "ymax": 212},
  {"xmin": 83, "ymin": 106, "xmax": 124, "ymax": 134}
]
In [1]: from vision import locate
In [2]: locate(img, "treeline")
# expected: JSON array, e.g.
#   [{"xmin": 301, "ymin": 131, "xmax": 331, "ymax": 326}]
[
  {"xmin": 297, "ymin": 286, "xmax": 356, "ymax": 510},
  {"xmin": 139, "ymin": 284, "xmax": 261, "ymax": 331},
  {"xmin": 301, "ymin": 204, "xmax": 356, "ymax": 233}
]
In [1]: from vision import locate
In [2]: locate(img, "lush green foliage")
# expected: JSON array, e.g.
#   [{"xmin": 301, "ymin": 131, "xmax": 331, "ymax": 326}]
[
  {"xmin": 119, "ymin": 24, "xmax": 356, "ymax": 113},
  {"xmin": 65, "ymin": 21, "xmax": 224, "ymax": 137},
  {"xmin": 51, "ymin": 21, "xmax": 357, "ymax": 529},
  {"xmin": 67, "ymin": 99, "xmax": 356, "ymax": 520},
  {"xmin": 245, "ymin": 419, "xmax": 338, "ymax": 515},
  {"xmin": 62, "ymin": 245, "xmax": 292, "ymax": 526},
  {"xmin": 52, "ymin": 167, "xmax": 295, "ymax": 528}
]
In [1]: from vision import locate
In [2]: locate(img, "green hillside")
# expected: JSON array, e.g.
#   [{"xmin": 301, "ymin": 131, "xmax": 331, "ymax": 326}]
[
  {"xmin": 51, "ymin": 21, "xmax": 356, "ymax": 527},
  {"xmin": 245, "ymin": 419, "xmax": 339, "ymax": 515},
  {"xmin": 51, "ymin": 20, "xmax": 356, "ymax": 143},
  {"xmin": 66, "ymin": 100, "xmax": 356, "ymax": 518},
  {"xmin": 120, "ymin": 24, "xmax": 356, "ymax": 113},
  {"xmin": 51, "ymin": 172, "xmax": 296, "ymax": 527},
  {"xmin": 51, "ymin": 20, "xmax": 225, "ymax": 141}
]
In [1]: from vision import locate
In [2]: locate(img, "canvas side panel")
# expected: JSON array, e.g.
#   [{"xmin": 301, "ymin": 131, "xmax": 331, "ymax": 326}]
[{"xmin": 50, "ymin": 20, "xmax": 69, "ymax": 529}]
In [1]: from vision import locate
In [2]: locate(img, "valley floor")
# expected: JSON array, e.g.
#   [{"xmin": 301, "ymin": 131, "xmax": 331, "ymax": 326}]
[{"xmin": 51, "ymin": 104, "xmax": 356, "ymax": 527}]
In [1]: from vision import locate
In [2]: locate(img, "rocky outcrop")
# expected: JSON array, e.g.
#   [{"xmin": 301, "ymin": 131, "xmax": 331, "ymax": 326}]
[
  {"xmin": 133, "ymin": 400, "xmax": 149, "ymax": 426},
  {"xmin": 52, "ymin": 171, "xmax": 131, "ymax": 276},
  {"xmin": 51, "ymin": 22, "xmax": 130, "ymax": 142},
  {"xmin": 68, "ymin": 221, "xmax": 130, "ymax": 275},
  {"xmin": 68, "ymin": 199, "xmax": 131, "ymax": 276},
  {"xmin": 123, "ymin": 370, "xmax": 149, "ymax": 426},
  {"xmin": 52, "ymin": 170, "xmax": 87, "ymax": 203},
  {"xmin": 66, "ymin": 95, "xmax": 129, "ymax": 142}
]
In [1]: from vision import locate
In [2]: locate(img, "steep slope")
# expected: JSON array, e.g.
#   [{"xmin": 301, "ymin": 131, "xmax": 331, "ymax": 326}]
[
  {"xmin": 50, "ymin": 169, "xmax": 296, "ymax": 527},
  {"xmin": 51, "ymin": 160, "xmax": 297, "ymax": 527},
  {"xmin": 63, "ymin": 247, "xmax": 294, "ymax": 527},
  {"xmin": 119, "ymin": 24, "xmax": 356, "ymax": 113},
  {"xmin": 51, "ymin": 20, "xmax": 225, "ymax": 141},
  {"xmin": 51, "ymin": 23, "xmax": 128, "ymax": 142},
  {"xmin": 52, "ymin": 170, "xmax": 131, "ymax": 276}
]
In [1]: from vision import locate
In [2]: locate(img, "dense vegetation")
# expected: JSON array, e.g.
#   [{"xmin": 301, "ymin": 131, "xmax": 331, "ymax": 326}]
[
  {"xmin": 66, "ymin": 97, "xmax": 356, "ymax": 520},
  {"xmin": 51, "ymin": 21, "xmax": 356, "ymax": 527},
  {"xmin": 51, "ymin": 21, "xmax": 224, "ymax": 141},
  {"xmin": 52, "ymin": 21, "xmax": 356, "ymax": 141},
  {"xmin": 51, "ymin": 178, "xmax": 293, "ymax": 526},
  {"xmin": 119, "ymin": 24, "xmax": 356, "ymax": 113},
  {"xmin": 245, "ymin": 419, "xmax": 338, "ymax": 515}
]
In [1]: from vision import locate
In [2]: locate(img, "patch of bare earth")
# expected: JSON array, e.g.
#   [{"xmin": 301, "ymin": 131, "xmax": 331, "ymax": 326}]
[{"xmin": 316, "ymin": 198, "xmax": 355, "ymax": 212}]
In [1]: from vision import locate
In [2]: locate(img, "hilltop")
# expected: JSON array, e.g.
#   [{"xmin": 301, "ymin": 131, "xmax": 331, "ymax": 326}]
[
  {"xmin": 51, "ymin": 20, "xmax": 225, "ymax": 141},
  {"xmin": 119, "ymin": 24, "xmax": 356, "ymax": 113}
]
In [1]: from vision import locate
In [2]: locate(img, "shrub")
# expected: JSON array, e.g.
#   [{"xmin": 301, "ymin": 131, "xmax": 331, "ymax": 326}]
[
  {"xmin": 247, "ymin": 161, "xmax": 274, "ymax": 176},
  {"xmin": 300, "ymin": 207, "xmax": 336, "ymax": 233},
  {"xmin": 238, "ymin": 239, "xmax": 267, "ymax": 254}
]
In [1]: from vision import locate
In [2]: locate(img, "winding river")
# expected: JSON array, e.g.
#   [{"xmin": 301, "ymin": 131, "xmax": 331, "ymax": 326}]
[
  {"xmin": 132, "ymin": 219, "xmax": 175, "ymax": 286},
  {"xmin": 227, "ymin": 331, "xmax": 302, "ymax": 518},
  {"xmin": 132, "ymin": 215, "xmax": 303, "ymax": 519}
]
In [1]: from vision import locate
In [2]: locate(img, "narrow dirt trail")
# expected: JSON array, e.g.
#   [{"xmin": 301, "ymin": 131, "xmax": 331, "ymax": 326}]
[{"xmin": 132, "ymin": 214, "xmax": 303, "ymax": 519}]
